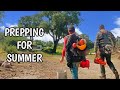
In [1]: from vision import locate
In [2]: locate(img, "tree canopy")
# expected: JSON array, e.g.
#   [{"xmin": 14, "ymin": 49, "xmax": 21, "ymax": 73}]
[{"xmin": 18, "ymin": 11, "xmax": 82, "ymax": 53}]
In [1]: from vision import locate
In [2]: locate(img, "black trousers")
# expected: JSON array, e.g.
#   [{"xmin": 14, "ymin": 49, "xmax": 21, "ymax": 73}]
[{"xmin": 100, "ymin": 52, "xmax": 117, "ymax": 75}]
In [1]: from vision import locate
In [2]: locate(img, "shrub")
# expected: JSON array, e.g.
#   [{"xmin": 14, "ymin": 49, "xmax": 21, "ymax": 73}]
[
  {"xmin": 43, "ymin": 47, "xmax": 53, "ymax": 54},
  {"xmin": 4, "ymin": 36, "xmax": 27, "ymax": 46},
  {"xmin": 2, "ymin": 43, "xmax": 8, "ymax": 51},
  {"xmin": 6, "ymin": 45, "xmax": 18, "ymax": 53},
  {"xmin": 56, "ymin": 45, "xmax": 62, "ymax": 55}
]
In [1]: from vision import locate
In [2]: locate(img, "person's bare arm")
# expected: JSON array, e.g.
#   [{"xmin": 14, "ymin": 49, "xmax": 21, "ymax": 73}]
[
  {"xmin": 60, "ymin": 37, "xmax": 67, "ymax": 63},
  {"xmin": 94, "ymin": 33, "xmax": 100, "ymax": 57}
]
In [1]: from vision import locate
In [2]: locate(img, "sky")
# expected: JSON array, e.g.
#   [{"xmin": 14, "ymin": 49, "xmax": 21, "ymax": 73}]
[{"xmin": 0, "ymin": 11, "xmax": 120, "ymax": 42}]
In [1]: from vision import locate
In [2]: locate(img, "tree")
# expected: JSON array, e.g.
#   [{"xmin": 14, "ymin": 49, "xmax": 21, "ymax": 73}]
[
  {"xmin": 79, "ymin": 34, "xmax": 89, "ymax": 41},
  {"xmin": 0, "ymin": 32, "xmax": 4, "ymax": 41},
  {"xmin": 18, "ymin": 11, "xmax": 82, "ymax": 53},
  {"xmin": 18, "ymin": 15, "xmax": 42, "ymax": 42},
  {"xmin": 37, "ymin": 11, "xmax": 82, "ymax": 53},
  {"xmin": 79, "ymin": 34, "xmax": 94, "ymax": 49}
]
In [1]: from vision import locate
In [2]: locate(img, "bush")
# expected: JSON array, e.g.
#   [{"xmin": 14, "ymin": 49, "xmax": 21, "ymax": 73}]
[
  {"xmin": 0, "ymin": 48, "xmax": 5, "ymax": 53},
  {"xmin": 4, "ymin": 36, "xmax": 27, "ymax": 46},
  {"xmin": 34, "ymin": 40, "xmax": 53, "ymax": 47},
  {"xmin": 1, "ymin": 42, "xmax": 18, "ymax": 53},
  {"xmin": 1, "ymin": 36, "xmax": 27, "ymax": 52},
  {"xmin": 46, "ymin": 41, "xmax": 53, "ymax": 47},
  {"xmin": 2, "ymin": 43, "xmax": 8, "ymax": 52},
  {"xmin": 43, "ymin": 47, "xmax": 53, "ymax": 54},
  {"xmin": 56, "ymin": 45, "xmax": 62, "ymax": 55},
  {"xmin": 6, "ymin": 45, "xmax": 18, "ymax": 53}
]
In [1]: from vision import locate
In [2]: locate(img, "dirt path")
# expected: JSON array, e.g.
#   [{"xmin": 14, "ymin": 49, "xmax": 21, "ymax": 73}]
[{"xmin": 0, "ymin": 54, "xmax": 120, "ymax": 79}]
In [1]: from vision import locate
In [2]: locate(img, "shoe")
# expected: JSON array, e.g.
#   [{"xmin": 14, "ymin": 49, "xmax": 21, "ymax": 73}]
[
  {"xmin": 99, "ymin": 75, "xmax": 106, "ymax": 79},
  {"xmin": 114, "ymin": 71, "xmax": 119, "ymax": 79}
]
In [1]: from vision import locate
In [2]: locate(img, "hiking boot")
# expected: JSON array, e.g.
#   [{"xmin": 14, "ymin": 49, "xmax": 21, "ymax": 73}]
[
  {"xmin": 114, "ymin": 71, "xmax": 119, "ymax": 79},
  {"xmin": 99, "ymin": 75, "xmax": 106, "ymax": 79}
]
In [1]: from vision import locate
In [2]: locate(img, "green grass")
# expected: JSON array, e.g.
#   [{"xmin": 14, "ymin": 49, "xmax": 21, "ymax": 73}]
[
  {"xmin": 89, "ymin": 48, "xmax": 95, "ymax": 53},
  {"xmin": 56, "ymin": 45, "xmax": 62, "ymax": 55},
  {"xmin": 0, "ymin": 48, "xmax": 7, "ymax": 60}
]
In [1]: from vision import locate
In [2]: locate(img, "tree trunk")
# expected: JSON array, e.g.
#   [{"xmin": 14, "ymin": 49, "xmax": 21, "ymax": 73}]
[{"xmin": 52, "ymin": 40, "xmax": 59, "ymax": 53}]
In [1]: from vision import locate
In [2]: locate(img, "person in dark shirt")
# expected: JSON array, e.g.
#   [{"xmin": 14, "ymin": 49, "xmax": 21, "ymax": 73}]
[
  {"xmin": 60, "ymin": 25, "xmax": 86, "ymax": 79},
  {"xmin": 94, "ymin": 24, "xmax": 119, "ymax": 79}
]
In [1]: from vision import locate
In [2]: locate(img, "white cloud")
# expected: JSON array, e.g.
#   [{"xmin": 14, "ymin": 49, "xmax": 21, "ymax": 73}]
[
  {"xmin": 115, "ymin": 18, "xmax": 120, "ymax": 26},
  {"xmin": 34, "ymin": 27, "xmax": 83, "ymax": 43},
  {"xmin": 111, "ymin": 17, "xmax": 120, "ymax": 38},
  {"xmin": 0, "ymin": 26, "xmax": 5, "ymax": 31},
  {"xmin": 59, "ymin": 38, "xmax": 64, "ymax": 43},
  {"xmin": 75, "ymin": 27, "xmax": 82, "ymax": 35},
  {"xmin": 34, "ymin": 34, "xmax": 64, "ymax": 43},
  {"xmin": 33, "ymin": 34, "xmax": 65, "ymax": 43},
  {"xmin": 0, "ymin": 23, "xmax": 18, "ymax": 31},
  {"xmin": 6, "ymin": 23, "xmax": 18, "ymax": 27},
  {"xmin": 34, "ymin": 34, "xmax": 53, "ymax": 42},
  {"xmin": 111, "ymin": 28, "xmax": 120, "ymax": 38}
]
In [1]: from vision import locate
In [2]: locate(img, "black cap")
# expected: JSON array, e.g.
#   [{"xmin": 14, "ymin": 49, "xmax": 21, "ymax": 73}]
[
  {"xmin": 68, "ymin": 25, "xmax": 75, "ymax": 31},
  {"xmin": 99, "ymin": 24, "xmax": 105, "ymax": 30}
]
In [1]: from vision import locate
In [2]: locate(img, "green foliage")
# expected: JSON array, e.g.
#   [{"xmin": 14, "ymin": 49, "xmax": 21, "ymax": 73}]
[
  {"xmin": 18, "ymin": 11, "xmax": 82, "ymax": 53},
  {"xmin": 18, "ymin": 15, "xmax": 41, "ymax": 41},
  {"xmin": 89, "ymin": 48, "xmax": 95, "ymax": 53},
  {"xmin": 39, "ymin": 11, "xmax": 82, "ymax": 53},
  {"xmin": 0, "ymin": 32, "xmax": 4, "ymax": 42},
  {"xmin": 2, "ymin": 43, "xmax": 8, "ymax": 52},
  {"xmin": 33, "ymin": 40, "xmax": 54, "ymax": 53},
  {"xmin": 33, "ymin": 40, "xmax": 62, "ymax": 54},
  {"xmin": 39, "ymin": 11, "xmax": 81, "ymax": 39},
  {"xmin": 46, "ymin": 41, "xmax": 53, "ymax": 47},
  {"xmin": 1, "ymin": 42, "xmax": 18, "ymax": 54},
  {"xmin": 86, "ymin": 40, "xmax": 94, "ymax": 50},
  {"xmin": 79, "ymin": 34, "xmax": 94, "ymax": 50},
  {"xmin": 4, "ymin": 36, "xmax": 27, "ymax": 46},
  {"xmin": 34, "ymin": 40, "xmax": 53, "ymax": 47},
  {"xmin": 42, "ymin": 47, "xmax": 53, "ymax": 54},
  {"xmin": 18, "ymin": 15, "xmax": 41, "ymax": 28},
  {"xmin": 0, "ymin": 34, "xmax": 27, "ymax": 53},
  {"xmin": 5, "ymin": 45, "xmax": 18, "ymax": 53},
  {"xmin": 56, "ymin": 45, "xmax": 63, "ymax": 55}
]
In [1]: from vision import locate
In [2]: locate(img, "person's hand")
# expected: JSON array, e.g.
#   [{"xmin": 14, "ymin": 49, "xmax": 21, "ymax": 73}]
[
  {"xmin": 67, "ymin": 62, "xmax": 73, "ymax": 68},
  {"xmin": 60, "ymin": 57, "xmax": 64, "ymax": 63},
  {"xmin": 95, "ymin": 49, "xmax": 100, "ymax": 58},
  {"xmin": 95, "ymin": 52, "xmax": 98, "ymax": 58}
]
